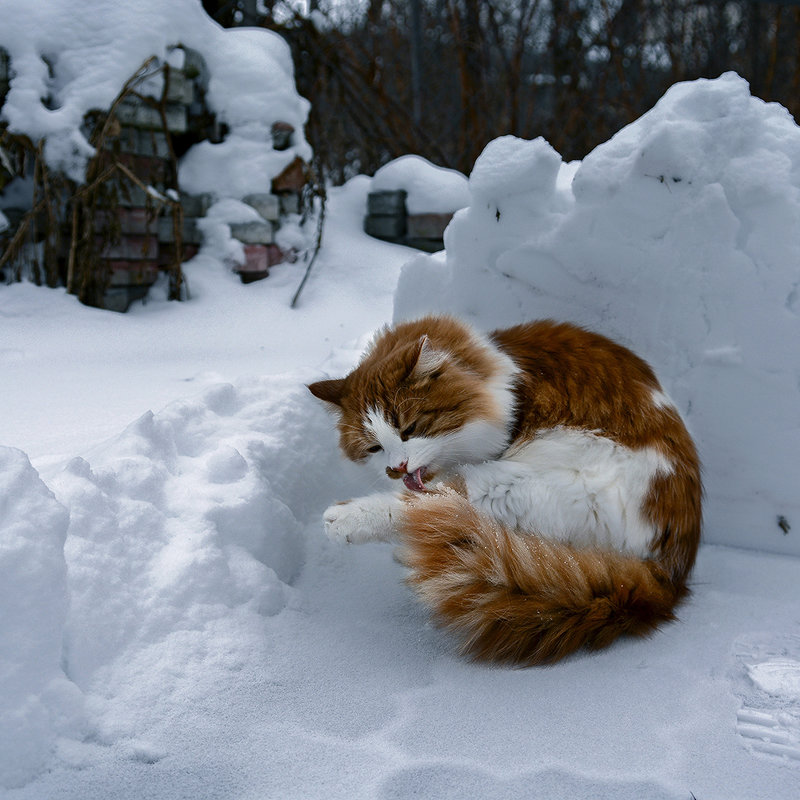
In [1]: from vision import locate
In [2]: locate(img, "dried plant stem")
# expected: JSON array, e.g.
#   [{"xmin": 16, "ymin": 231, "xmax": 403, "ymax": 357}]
[{"xmin": 291, "ymin": 178, "xmax": 327, "ymax": 309}]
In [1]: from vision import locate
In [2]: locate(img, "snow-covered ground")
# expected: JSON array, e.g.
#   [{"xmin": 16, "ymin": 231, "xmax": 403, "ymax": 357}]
[{"xmin": 2, "ymin": 61, "xmax": 800, "ymax": 800}]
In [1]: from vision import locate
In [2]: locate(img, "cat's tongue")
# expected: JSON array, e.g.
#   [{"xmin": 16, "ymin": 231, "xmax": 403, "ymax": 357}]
[{"xmin": 403, "ymin": 467, "xmax": 427, "ymax": 493}]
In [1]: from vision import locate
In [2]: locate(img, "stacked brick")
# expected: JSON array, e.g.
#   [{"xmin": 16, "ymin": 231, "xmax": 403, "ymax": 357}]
[
  {"xmin": 229, "ymin": 147, "xmax": 306, "ymax": 283},
  {"xmin": 229, "ymin": 192, "xmax": 278, "ymax": 283},
  {"xmin": 95, "ymin": 61, "xmax": 198, "ymax": 311},
  {"xmin": 364, "ymin": 189, "xmax": 454, "ymax": 253},
  {"xmin": 1, "ymin": 44, "xmax": 309, "ymax": 310}
]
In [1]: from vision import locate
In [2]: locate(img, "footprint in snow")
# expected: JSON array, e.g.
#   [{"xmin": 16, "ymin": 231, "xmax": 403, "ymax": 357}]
[{"xmin": 732, "ymin": 632, "xmax": 800, "ymax": 761}]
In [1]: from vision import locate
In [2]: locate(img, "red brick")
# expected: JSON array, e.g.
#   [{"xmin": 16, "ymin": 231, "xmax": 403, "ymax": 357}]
[
  {"xmin": 116, "ymin": 153, "xmax": 170, "ymax": 182},
  {"xmin": 239, "ymin": 244, "xmax": 269, "ymax": 273},
  {"xmin": 267, "ymin": 244, "xmax": 296, "ymax": 267},
  {"xmin": 271, "ymin": 156, "xmax": 307, "ymax": 194},
  {"xmin": 94, "ymin": 152, "xmax": 169, "ymax": 184},
  {"xmin": 238, "ymin": 243, "xmax": 269, "ymax": 283}
]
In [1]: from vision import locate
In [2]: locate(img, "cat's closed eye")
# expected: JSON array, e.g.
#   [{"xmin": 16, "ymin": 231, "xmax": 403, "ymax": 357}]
[
  {"xmin": 367, "ymin": 444, "xmax": 382, "ymax": 453},
  {"xmin": 401, "ymin": 422, "xmax": 417, "ymax": 441}
]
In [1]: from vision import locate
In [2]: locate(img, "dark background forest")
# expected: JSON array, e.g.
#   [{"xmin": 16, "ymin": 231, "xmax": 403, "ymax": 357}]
[{"xmin": 150, "ymin": 1, "xmax": 800, "ymax": 181}]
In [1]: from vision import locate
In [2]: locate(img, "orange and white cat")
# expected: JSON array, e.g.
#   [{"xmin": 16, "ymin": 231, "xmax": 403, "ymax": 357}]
[{"xmin": 309, "ymin": 316, "xmax": 702, "ymax": 665}]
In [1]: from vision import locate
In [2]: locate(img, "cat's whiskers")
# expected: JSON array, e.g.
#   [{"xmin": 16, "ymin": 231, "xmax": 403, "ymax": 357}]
[{"xmin": 337, "ymin": 423, "xmax": 366, "ymax": 433}]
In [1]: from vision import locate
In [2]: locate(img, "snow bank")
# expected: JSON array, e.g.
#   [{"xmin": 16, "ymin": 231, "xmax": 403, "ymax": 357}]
[
  {"xmin": 50, "ymin": 377, "xmax": 346, "ymax": 738},
  {"xmin": 394, "ymin": 72, "xmax": 800, "ymax": 557},
  {"xmin": 0, "ymin": 0, "xmax": 310, "ymax": 190},
  {"xmin": 0, "ymin": 371, "xmax": 367, "ymax": 779},
  {"xmin": 0, "ymin": 449, "xmax": 82, "ymax": 789},
  {"xmin": 372, "ymin": 155, "xmax": 469, "ymax": 214}
]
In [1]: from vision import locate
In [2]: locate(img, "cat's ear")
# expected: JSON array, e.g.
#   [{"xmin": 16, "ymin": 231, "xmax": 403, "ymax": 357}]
[
  {"xmin": 411, "ymin": 335, "xmax": 448, "ymax": 377},
  {"xmin": 308, "ymin": 378, "xmax": 347, "ymax": 407}
]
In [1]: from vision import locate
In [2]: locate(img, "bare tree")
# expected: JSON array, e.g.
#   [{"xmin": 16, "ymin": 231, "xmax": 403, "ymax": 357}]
[{"xmin": 218, "ymin": 1, "xmax": 800, "ymax": 175}]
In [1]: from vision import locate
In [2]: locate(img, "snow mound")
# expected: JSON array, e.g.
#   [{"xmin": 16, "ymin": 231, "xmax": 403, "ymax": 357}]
[
  {"xmin": 0, "ymin": 0, "xmax": 310, "ymax": 189},
  {"xmin": 0, "ymin": 374, "xmax": 361, "ymax": 775},
  {"xmin": 372, "ymin": 155, "xmax": 469, "ymax": 214},
  {"xmin": 0, "ymin": 448, "xmax": 82, "ymax": 789},
  {"xmin": 394, "ymin": 72, "xmax": 800, "ymax": 557}
]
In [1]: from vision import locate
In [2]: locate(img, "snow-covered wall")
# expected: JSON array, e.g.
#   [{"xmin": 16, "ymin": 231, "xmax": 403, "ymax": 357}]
[{"xmin": 394, "ymin": 73, "xmax": 800, "ymax": 557}]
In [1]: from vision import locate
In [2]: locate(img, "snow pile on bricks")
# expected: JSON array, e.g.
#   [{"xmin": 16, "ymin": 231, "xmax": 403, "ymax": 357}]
[
  {"xmin": 0, "ymin": 0, "xmax": 311, "ymax": 308},
  {"xmin": 365, "ymin": 155, "xmax": 469, "ymax": 252}
]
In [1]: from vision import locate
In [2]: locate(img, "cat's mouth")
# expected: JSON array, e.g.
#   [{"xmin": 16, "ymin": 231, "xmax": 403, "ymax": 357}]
[{"xmin": 402, "ymin": 466, "xmax": 428, "ymax": 493}]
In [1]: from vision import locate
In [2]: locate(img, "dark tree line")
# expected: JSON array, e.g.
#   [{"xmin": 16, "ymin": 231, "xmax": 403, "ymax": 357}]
[{"xmin": 202, "ymin": 1, "xmax": 800, "ymax": 180}]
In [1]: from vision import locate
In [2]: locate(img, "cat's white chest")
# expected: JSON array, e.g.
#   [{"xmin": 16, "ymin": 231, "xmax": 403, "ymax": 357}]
[{"xmin": 460, "ymin": 427, "xmax": 672, "ymax": 556}]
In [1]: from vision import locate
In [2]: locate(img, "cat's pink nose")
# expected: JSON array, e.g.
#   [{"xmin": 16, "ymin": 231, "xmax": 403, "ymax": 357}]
[{"xmin": 394, "ymin": 460, "xmax": 408, "ymax": 472}]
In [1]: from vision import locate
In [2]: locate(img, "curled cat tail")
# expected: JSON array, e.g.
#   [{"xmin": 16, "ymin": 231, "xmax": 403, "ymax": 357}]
[{"xmin": 400, "ymin": 489, "xmax": 686, "ymax": 666}]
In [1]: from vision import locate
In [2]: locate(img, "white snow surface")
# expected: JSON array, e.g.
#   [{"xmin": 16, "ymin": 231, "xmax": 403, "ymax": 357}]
[
  {"xmin": 1, "ymin": 77, "xmax": 799, "ymax": 799},
  {"xmin": 371, "ymin": 155, "xmax": 470, "ymax": 214},
  {"xmin": 395, "ymin": 72, "xmax": 800, "ymax": 558},
  {"xmin": 0, "ymin": 0, "xmax": 310, "ymax": 189}
]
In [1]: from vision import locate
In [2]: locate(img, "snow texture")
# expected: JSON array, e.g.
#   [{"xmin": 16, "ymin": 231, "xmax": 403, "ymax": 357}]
[
  {"xmin": 395, "ymin": 72, "xmax": 800, "ymax": 558},
  {"xmin": 0, "ymin": 449, "xmax": 81, "ymax": 788},
  {"xmin": 1, "ymin": 31, "xmax": 799, "ymax": 800}
]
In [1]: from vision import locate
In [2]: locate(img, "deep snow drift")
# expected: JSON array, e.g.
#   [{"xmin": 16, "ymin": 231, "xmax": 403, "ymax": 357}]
[{"xmin": 1, "ymin": 73, "xmax": 800, "ymax": 799}]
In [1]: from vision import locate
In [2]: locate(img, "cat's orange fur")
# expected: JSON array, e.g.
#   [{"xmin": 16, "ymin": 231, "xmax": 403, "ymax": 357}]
[{"xmin": 309, "ymin": 315, "xmax": 702, "ymax": 666}]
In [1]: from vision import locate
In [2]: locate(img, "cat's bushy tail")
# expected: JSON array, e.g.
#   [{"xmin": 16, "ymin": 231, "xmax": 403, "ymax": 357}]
[{"xmin": 399, "ymin": 489, "xmax": 687, "ymax": 666}]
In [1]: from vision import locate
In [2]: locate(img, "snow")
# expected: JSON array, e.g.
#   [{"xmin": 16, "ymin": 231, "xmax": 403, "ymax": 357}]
[
  {"xmin": 0, "ymin": 0, "xmax": 310, "ymax": 188},
  {"xmin": 195, "ymin": 197, "xmax": 267, "ymax": 267},
  {"xmin": 0, "ymin": 449, "xmax": 81, "ymax": 788},
  {"xmin": 395, "ymin": 72, "xmax": 800, "ymax": 559},
  {"xmin": 1, "ymin": 44, "xmax": 800, "ymax": 800},
  {"xmin": 371, "ymin": 155, "xmax": 470, "ymax": 214}
]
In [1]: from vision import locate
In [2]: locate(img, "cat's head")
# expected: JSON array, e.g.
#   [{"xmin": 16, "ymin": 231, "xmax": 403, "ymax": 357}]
[{"xmin": 308, "ymin": 317, "xmax": 516, "ymax": 492}]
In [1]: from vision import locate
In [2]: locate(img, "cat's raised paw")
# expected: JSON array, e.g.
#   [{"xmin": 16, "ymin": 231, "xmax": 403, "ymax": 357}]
[
  {"xmin": 322, "ymin": 493, "xmax": 401, "ymax": 544},
  {"xmin": 323, "ymin": 500, "xmax": 380, "ymax": 544},
  {"xmin": 323, "ymin": 501, "xmax": 361, "ymax": 544}
]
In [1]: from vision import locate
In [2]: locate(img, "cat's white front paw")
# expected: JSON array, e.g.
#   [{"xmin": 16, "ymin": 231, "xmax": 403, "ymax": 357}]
[
  {"xmin": 324, "ymin": 501, "xmax": 365, "ymax": 544},
  {"xmin": 323, "ymin": 493, "xmax": 402, "ymax": 544}
]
